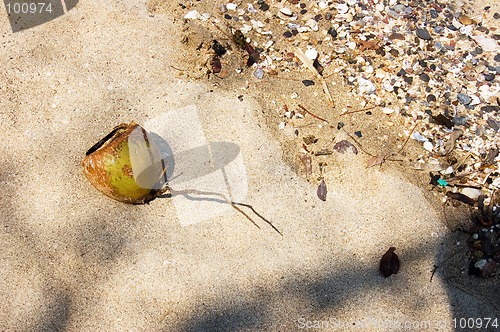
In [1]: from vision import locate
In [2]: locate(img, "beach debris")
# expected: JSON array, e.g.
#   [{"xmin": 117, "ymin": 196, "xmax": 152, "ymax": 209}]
[
  {"xmin": 432, "ymin": 114, "xmax": 454, "ymax": 129},
  {"xmin": 210, "ymin": 55, "xmax": 222, "ymax": 74},
  {"xmin": 317, "ymin": 179, "xmax": 327, "ymax": 201},
  {"xmin": 298, "ymin": 104, "xmax": 329, "ymax": 123},
  {"xmin": 82, "ymin": 123, "xmax": 282, "ymax": 234},
  {"xmin": 333, "ymin": 140, "xmax": 358, "ymax": 155},
  {"xmin": 82, "ymin": 122, "xmax": 168, "ymax": 204},
  {"xmin": 366, "ymin": 155, "xmax": 386, "ymax": 168},
  {"xmin": 298, "ymin": 152, "xmax": 312, "ymax": 178},
  {"xmin": 174, "ymin": 0, "xmax": 500, "ymax": 250},
  {"xmin": 380, "ymin": 247, "xmax": 400, "ymax": 278},
  {"xmin": 303, "ymin": 135, "xmax": 318, "ymax": 145}
]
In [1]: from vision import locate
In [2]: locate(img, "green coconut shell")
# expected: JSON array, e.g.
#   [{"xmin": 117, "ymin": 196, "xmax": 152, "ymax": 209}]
[{"xmin": 82, "ymin": 122, "xmax": 167, "ymax": 204}]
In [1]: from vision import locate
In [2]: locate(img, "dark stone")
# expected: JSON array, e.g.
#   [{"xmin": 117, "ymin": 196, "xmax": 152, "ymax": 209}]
[
  {"xmin": 397, "ymin": 69, "xmax": 406, "ymax": 76},
  {"xmin": 224, "ymin": 13, "xmax": 231, "ymax": 20},
  {"xmin": 354, "ymin": 131, "xmax": 362, "ymax": 138},
  {"xmin": 419, "ymin": 60, "xmax": 427, "ymax": 67},
  {"xmin": 300, "ymin": 9, "xmax": 307, "ymax": 15},
  {"xmin": 481, "ymin": 105, "xmax": 500, "ymax": 113},
  {"xmin": 419, "ymin": 73, "xmax": 430, "ymax": 82},
  {"xmin": 325, "ymin": 12, "xmax": 332, "ymax": 20},
  {"xmin": 302, "ymin": 80, "xmax": 315, "ymax": 87},
  {"xmin": 430, "ymin": 9, "xmax": 438, "ymax": 18},
  {"xmin": 337, "ymin": 122, "xmax": 344, "ymax": 130},
  {"xmin": 493, "ymin": 54, "xmax": 500, "ymax": 62},
  {"xmin": 427, "ymin": 94, "xmax": 436, "ymax": 103},
  {"xmin": 259, "ymin": 3, "xmax": 269, "ymax": 11},
  {"xmin": 327, "ymin": 27, "xmax": 337, "ymax": 38},
  {"xmin": 494, "ymin": 12, "xmax": 500, "ymax": 19},
  {"xmin": 484, "ymin": 73, "xmax": 495, "ymax": 81},
  {"xmin": 283, "ymin": 31, "xmax": 292, "ymax": 38},
  {"xmin": 211, "ymin": 40, "xmax": 227, "ymax": 57},
  {"xmin": 403, "ymin": 75, "xmax": 413, "ymax": 84},
  {"xmin": 447, "ymin": 24, "xmax": 458, "ymax": 31},
  {"xmin": 457, "ymin": 93, "xmax": 471, "ymax": 105},
  {"xmin": 416, "ymin": 28, "xmax": 431, "ymax": 40},
  {"xmin": 487, "ymin": 117, "xmax": 499, "ymax": 131}
]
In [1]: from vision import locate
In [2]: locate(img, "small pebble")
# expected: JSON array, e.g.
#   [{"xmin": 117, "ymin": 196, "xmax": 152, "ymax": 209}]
[
  {"xmin": 416, "ymin": 28, "xmax": 432, "ymax": 40},
  {"xmin": 419, "ymin": 73, "xmax": 430, "ymax": 82},
  {"xmin": 327, "ymin": 27, "xmax": 338, "ymax": 38},
  {"xmin": 461, "ymin": 187, "xmax": 482, "ymax": 200},
  {"xmin": 254, "ymin": 68, "xmax": 264, "ymax": 79},
  {"xmin": 457, "ymin": 93, "xmax": 471, "ymax": 105},
  {"xmin": 305, "ymin": 47, "xmax": 318, "ymax": 61},
  {"xmin": 280, "ymin": 7, "xmax": 293, "ymax": 16},
  {"xmin": 494, "ymin": 12, "xmax": 500, "ymax": 19},
  {"xmin": 354, "ymin": 131, "xmax": 362, "ymax": 138},
  {"xmin": 184, "ymin": 10, "xmax": 200, "ymax": 19},
  {"xmin": 226, "ymin": 3, "xmax": 237, "ymax": 11},
  {"xmin": 423, "ymin": 140, "xmax": 433, "ymax": 152},
  {"xmin": 483, "ymin": 73, "xmax": 495, "ymax": 81},
  {"xmin": 259, "ymin": 3, "xmax": 269, "ymax": 11},
  {"xmin": 302, "ymin": 80, "xmax": 315, "ymax": 87},
  {"xmin": 283, "ymin": 31, "xmax": 292, "ymax": 38}
]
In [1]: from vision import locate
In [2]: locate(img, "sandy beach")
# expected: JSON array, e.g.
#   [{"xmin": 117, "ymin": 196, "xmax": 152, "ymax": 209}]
[{"xmin": 1, "ymin": 0, "xmax": 499, "ymax": 331}]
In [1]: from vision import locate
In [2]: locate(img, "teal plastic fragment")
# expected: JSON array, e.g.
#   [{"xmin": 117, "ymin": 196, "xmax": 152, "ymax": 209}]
[{"xmin": 437, "ymin": 178, "xmax": 448, "ymax": 186}]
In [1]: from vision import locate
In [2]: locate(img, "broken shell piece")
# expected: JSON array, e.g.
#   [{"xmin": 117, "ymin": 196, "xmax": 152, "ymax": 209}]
[
  {"xmin": 423, "ymin": 141, "xmax": 433, "ymax": 152},
  {"xmin": 82, "ymin": 122, "xmax": 169, "ymax": 204},
  {"xmin": 460, "ymin": 187, "xmax": 482, "ymax": 200}
]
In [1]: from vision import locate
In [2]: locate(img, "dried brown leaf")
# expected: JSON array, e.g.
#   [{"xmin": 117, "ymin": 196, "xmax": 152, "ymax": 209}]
[
  {"xmin": 366, "ymin": 155, "xmax": 384, "ymax": 168},
  {"xmin": 333, "ymin": 140, "xmax": 358, "ymax": 154},
  {"xmin": 380, "ymin": 247, "xmax": 400, "ymax": 278},
  {"xmin": 298, "ymin": 152, "xmax": 312, "ymax": 177},
  {"xmin": 317, "ymin": 179, "xmax": 327, "ymax": 201}
]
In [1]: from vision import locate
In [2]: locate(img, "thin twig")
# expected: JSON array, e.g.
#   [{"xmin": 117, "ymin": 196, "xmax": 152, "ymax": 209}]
[
  {"xmin": 341, "ymin": 129, "xmax": 376, "ymax": 157},
  {"xmin": 340, "ymin": 104, "xmax": 380, "ymax": 116},
  {"xmin": 170, "ymin": 65, "xmax": 186, "ymax": 72},
  {"xmin": 298, "ymin": 104, "xmax": 329, "ymax": 123},
  {"xmin": 294, "ymin": 47, "xmax": 333, "ymax": 107},
  {"xmin": 232, "ymin": 202, "xmax": 283, "ymax": 236},
  {"xmin": 394, "ymin": 122, "xmax": 419, "ymax": 156}
]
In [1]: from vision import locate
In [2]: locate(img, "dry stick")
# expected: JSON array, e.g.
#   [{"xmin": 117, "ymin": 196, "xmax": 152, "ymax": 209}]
[
  {"xmin": 298, "ymin": 104, "xmax": 329, "ymax": 123},
  {"xmin": 232, "ymin": 202, "xmax": 283, "ymax": 236},
  {"xmin": 342, "ymin": 122, "xmax": 419, "ymax": 163},
  {"xmin": 393, "ymin": 122, "xmax": 419, "ymax": 157},
  {"xmin": 341, "ymin": 128, "xmax": 376, "ymax": 157},
  {"xmin": 293, "ymin": 47, "xmax": 334, "ymax": 107},
  {"xmin": 340, "ymin": 104, "xmax": 381, "ymax": 116}
]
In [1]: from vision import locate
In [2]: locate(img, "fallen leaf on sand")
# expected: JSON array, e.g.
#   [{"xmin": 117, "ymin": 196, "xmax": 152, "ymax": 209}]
[
  {"xmin": 366, "ymin": 155, "xmax": 385, "ymax": 168},
  {"xmin": 317, "ymin": 179, "xmax": 327, "ymax": 201},
  {"xmin": 380, "ymin": 247, "xmax": 400, "ymax": 278},
  {"xmin": 333, "ymin": 140, "xmax": 358, "ymax": 154}
]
